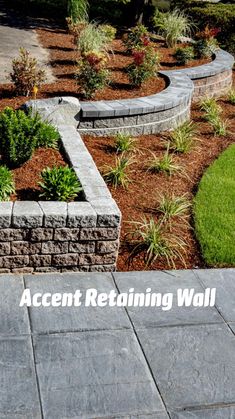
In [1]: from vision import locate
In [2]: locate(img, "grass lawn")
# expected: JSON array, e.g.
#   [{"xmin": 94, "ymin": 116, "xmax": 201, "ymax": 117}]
[{"xmin": 194, "ymin": 144, "xmax": 235, "ymax": 267}]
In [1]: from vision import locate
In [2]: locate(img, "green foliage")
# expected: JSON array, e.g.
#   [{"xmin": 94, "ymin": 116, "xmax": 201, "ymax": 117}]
[
  {"xmin": 169, "ymin": 121, "xmax": 197, "ymax": 154},
  {"xmin": 103, "ymin": 154, "xmax": 133, "ymax": 188},
  {"xmin": 208, "ymin": 116, "xmax": 228, "ymax": 137},
  {"xmin": 153, "ymin": 9, "xmax": 192, "ymax": 48},
  {"xmin": 67, "ymin": 0, "xmax": 89, "ymax": 23},
  {"xmin": 127, "ymin": 217, "xmax": 186, "ymax": 267},
  {"xmin": 127, "ymin": 46, "xmax": 160, "ymax": 87},
  {"xmin": 194, "ymin": 38, "xmax": 218, "ymax": 59},
  {"xmin": 39, "ymin": 166, "xmax": 82, "ymax": 202},
  {"xmin": 200, "ymin": 97, "xmax": 221, "ymax": 117},
  {"xmin": 123, "ymin": 24, "xmax": 150, "ymax": 52},
  {"xmin": 155, "ymin": 193, "xmax": 191, "ymax": 222},
  {"xmin": 114, "ymin": 133, "xmax": 136, "ymax": 153},
  {"xmin": 10, "ymin": 48, "xmax": 45, "ymax": 97},
  {"xmin": 76, "ymin": 52, "xmax": 110, "ymax": 98},
  {"xmin": 147, "ymin": 147, "xmax": 181, "ymax": 176},
  {"xmin": 174, "ymin": 46, "xmax": 194, "ymax": 65},
  {"xmin": 0, "ymin": 166, "xmax": 15, "ymax": 201},
  {"xmin": 0, "ymin": 107, "xmax": 59, "ymax": 168},
  {"xmin": 77, "ymin": 23, "xmax": 109, "ymax": 55},
  {"xmin": 100, "ymin": 25, "xmax": 117, "ymax": 43},
  {"xmin": 228, "ymin": 89, "xmax": 235, "ymax": 105},
  {"xmin": 194, "ymin": 144, "xmax": 235, "ymax": 266}
]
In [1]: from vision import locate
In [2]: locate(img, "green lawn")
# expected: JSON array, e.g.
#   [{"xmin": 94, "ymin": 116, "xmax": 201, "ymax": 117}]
[{"xmin": 194, "ymin": 144, "xmax": 235, "ymax": 267}]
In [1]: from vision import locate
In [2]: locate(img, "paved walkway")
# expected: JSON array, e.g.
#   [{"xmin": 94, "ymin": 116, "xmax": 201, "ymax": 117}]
[
  {"xmin": 0, "ymin": 0, "xmax": 54, "ymax": 83},
  {"xmin": 1, "ymin": 268, "xmax": 235, "ymax": 418}
]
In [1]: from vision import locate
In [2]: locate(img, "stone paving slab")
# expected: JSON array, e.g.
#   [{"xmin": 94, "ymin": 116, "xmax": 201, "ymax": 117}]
[
  {"xmin": 113, "ymin": 270, "xmax": 222, "ymax": 328},
  {"xmin": 0, "ymin": 274, "xmax": 30, "ymax": 335},
  {"xmin": 195, "ymin": 268, "xmax": 235, "ymax": 322},
  {"xmin": 0, "ymin": 336, "xmax": 41, "ymax": 418},
  {"xmin": 25, "ymin": 272, "xmax": 130, "ymax": 334},
  {"xmin": 138, "ymin": 323, "xmax": 235, "ymax": 411},
  {"xmin": 170, "ymin": 406, "xmax": 235, "ymax": 418},
  {"xmin": 33, "ymin": 330, "xmax": 166, "ymax": 418}
]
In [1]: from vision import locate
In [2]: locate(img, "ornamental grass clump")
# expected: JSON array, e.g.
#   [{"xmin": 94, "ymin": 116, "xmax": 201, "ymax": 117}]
[
  {"xmin": 114, "ymin": 133, "xmax": 136, "ymax": 153},
  {"xmin": 208, "ymin": 116, "xmax": 228, "ymax": 137},
  {"xmin": 155, "ymin": 193, "xmax": 191, "ymax": 223},
  {"xmin": 127, "ymin": 46, "xmax": 160, "ymax": 87},
  {"xmin": 77, "ymin": 23, "xmax": 109, "ymax": 56},
  {"xmin": 147, "ymin": 147, "xmax": 182, "ymax": 176},
  {"xmin": 228, "ymin": 89, "xmax": 235, "ymax": 105},
  {"xmin": 67, "ymin": 0, "xmax": 89, "ymax": 23},
  {"xmin": 39, "ymin": 166, "xmax": 82, "ymax": 202},
  {"xmin": 103, "ymin": 154, "xmax": 134, "ymax": 188},
  {"xmin": 0, "ymin": 166, "xmax": 15, "ymax": 201},
  {"xmin": 76, "ymin": 51, "xmax": 110, "ymax": 98},
  {"xmin": 200, "ymin": 97, "xmax": 222, "ymax": 122},
  {"xmin": 169, "ymin": 121, "xmax": 198, "ymax": 153},
  {"xmin": 127, "ymin": 217, "xmax": 186, "ymax": 268},
  {"xmin": 11, "ymin": 48, "xmax": 46, "ymax": 97},
  {"xmin": 153, "ymin": 9, "xmax": 192, "ymax": 48}
]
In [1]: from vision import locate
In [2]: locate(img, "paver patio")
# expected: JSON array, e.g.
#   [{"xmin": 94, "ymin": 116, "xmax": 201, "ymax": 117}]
[{"xmin": 0, "ymin": 268, "xmax": 234, "ymax": 418}]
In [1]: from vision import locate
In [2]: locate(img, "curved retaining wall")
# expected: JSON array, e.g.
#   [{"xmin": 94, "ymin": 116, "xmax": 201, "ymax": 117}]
[{"xmin": 77, "ymin": 49, "xmax": 234, "ymax": 136}]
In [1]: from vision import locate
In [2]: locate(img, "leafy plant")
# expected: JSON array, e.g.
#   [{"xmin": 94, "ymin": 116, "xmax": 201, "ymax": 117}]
[
  {"xmin": 67, "ymin": 0, "xmax": 89, "ymax": 23},
  {"xmin": 39, "ymin": 166, "xmax": 82, "ymax": 202},
  {"xmin": 174, "ymin": 46, "xmax": 194, "ymax": 65},
  {"xmin": 76, "ymin": 51, "xmax": 110, "ymax": 98},
  {"xmin": 123, "ymin": 24, "xmax": 150, "ymax": 53},
  {"xmin": 35, "ymin": 121, "xmax": 60, "ymax": 149},
  {"xmin": 228, "ymin": 89, "xmax": 235, "ymax": 105},
  {"xmin": 127, "ymin": 46, "xmax": 160, "ymax": 87},
  {"xmin": 200, "ymin": 97, "xmax": 222, "ymax": 118},
  {"xmin": 156, "ymin": 193, "xmax": 191, "ymax": 222},
  {"xmin": 169, "ymin": 121, "xmax": 197, "ymax": 153},
  {"xmin": 0, "ymin": 166, "xmax": 15, "ymax": 201},
  {"xmin": 66, "ymin": 17, "xmax": 88, "ymax": 45},
  {"xmin": 153, "ymin": 9, "xmax": 192, "ymax": 48},
  {"xmin": 114, "ymin": 133, "xmax": 136, "ymax": 153},
  {"xmin": 77, "ymin": 23, "xmax": 109, "ymax": 56},
  {"xmin": 10, "ymin": 48, "xmax": 46, "ymax": 97},
  {"xmin": 100, "ymin": 25, "xmax": 117, "ymax": 43},
  {"xmin": 147, "ymin": 147, "xmax": 181, "ymax": 176},
  {"xmin": 127, "ymin": 217, "xmax": 186, "ymax": 267},
  {"xmin": 208, "ymin": 116, "xmax": 228, "ymax": 137},
  {"xmin": 103, "ymin": 154, "xmax": 134, "ymax": 188},
  {"xmin": 194, "ymin": 38, "xmax": 218, "ymax": 59}
]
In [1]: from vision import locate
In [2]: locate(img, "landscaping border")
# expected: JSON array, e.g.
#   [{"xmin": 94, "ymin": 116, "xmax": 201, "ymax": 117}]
[
  {"xmin": 77, "ymin": 49, "xmax": 234, "ymax": 136},
  {"xmin": 0, "ymin": 98, "xmax": 121, "ymax": 274}
]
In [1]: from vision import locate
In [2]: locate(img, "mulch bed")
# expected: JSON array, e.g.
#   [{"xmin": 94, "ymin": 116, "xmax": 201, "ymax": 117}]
[
  {"xmin": 10, "ymin": 147, "xmax": 66, "ymax": 201},
  {"xmin": 0, "ymin": 26, "xmax": 211, "ymax": 110},
  {"xmin": 83, "ymin": 95, "xmax": 235, "ymax": 272}
]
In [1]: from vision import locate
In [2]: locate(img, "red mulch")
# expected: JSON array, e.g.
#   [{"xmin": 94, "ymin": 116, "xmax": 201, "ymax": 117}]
[
  {"xmin": 83, "ymin": 96, "xmax": 235, "ymax": 272},
  {"xmin": 10, "ymin": 147, "xmax": 66, "ymax": 201},
  {"xmin": 0, "ymin": 27, "xmax": 211, "ymax": 109}
]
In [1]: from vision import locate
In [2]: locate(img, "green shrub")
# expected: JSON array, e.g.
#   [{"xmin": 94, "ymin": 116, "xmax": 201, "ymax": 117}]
[
  {"xmin": 35, "ymin": 121, "xmax": 60, "ymax": 149},
  {"xmin": 169, "ymin": 121, "xmax": 197, "ymax": 153},
  {"xmin": 153, "ymin": 9, "xmax": 192, "ymax": 48},
  {"xmin": 0, "ymin": 166, "xmax": 15, "ymax": 201},
  {"xmin": 114, "ymin": 133, "xmax": 136, "ymax": 153},
  {"xmin": 127, "ymin": 46, "xmax": 160, "ymax": 87},
  {"xmin": 100, "ymin": 25, "xmax": 117, "ymax": 43},
  {"xmin": 200, "ymin": 97, "xmax": 221, "ymax": 117},
  {"xmin": 127, "ymin": 217, "xmax": 186, "ymax": 267},
  {"xmin": 123, "ymin": 24, "xmax": 150, "ymax": 52},
  {"xmin": 39, "ymin": 166, "xmax": 82, "ymax": 202},
  {"xmin": 103, "ymin": 154, "xmax": 134, "ymax": 188},
  {"xmin": 76, "ymin": 52, "xmax": 110, "ymax": 98},
  {"xmin": 174, "ymin": 46, "xmax": 194, "ymax": 65},
  {"xmin": 194, "ymin": 38, "xmax": 218, "ymax": 59},
  {"xmin": 228, "ymin": 89, "xmax": 235, "ymax": 106},
  {"xmin": 194, "ymin": 144, "xmax": 235, "ymax": 266},
  {"xmin": 208, "ymin": 116, "xmax": 228, "ymax": 137},
  {"xmin": 10, "ymin": 48, "xmax": 46, "ymax": 97}
]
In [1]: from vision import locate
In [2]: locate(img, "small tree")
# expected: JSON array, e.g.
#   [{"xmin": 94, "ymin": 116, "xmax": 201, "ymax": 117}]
[{"xmin": 10, "ymin": 48, "xmax": 46, "ymax": 97}]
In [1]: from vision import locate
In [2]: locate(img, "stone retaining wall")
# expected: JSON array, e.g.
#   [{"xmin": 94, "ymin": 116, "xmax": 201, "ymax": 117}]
[
  {"xmin": 77, "ymin": 49, "xmax": 234, "ymax": 136},
  {"xmin": 0, "ymin": 98, "xmax": 121, "ymax": 273}
]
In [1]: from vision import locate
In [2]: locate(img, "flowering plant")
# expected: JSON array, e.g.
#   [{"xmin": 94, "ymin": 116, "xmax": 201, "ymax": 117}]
[{"xmin": 127, "ymin": 46, "xmax": 160, "ymax": 88}]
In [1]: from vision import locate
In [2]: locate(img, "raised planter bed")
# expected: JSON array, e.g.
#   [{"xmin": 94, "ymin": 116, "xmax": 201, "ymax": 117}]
[{"xmin": 0, "ymin": 98, "xmax": 121, "ymax": 274}]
